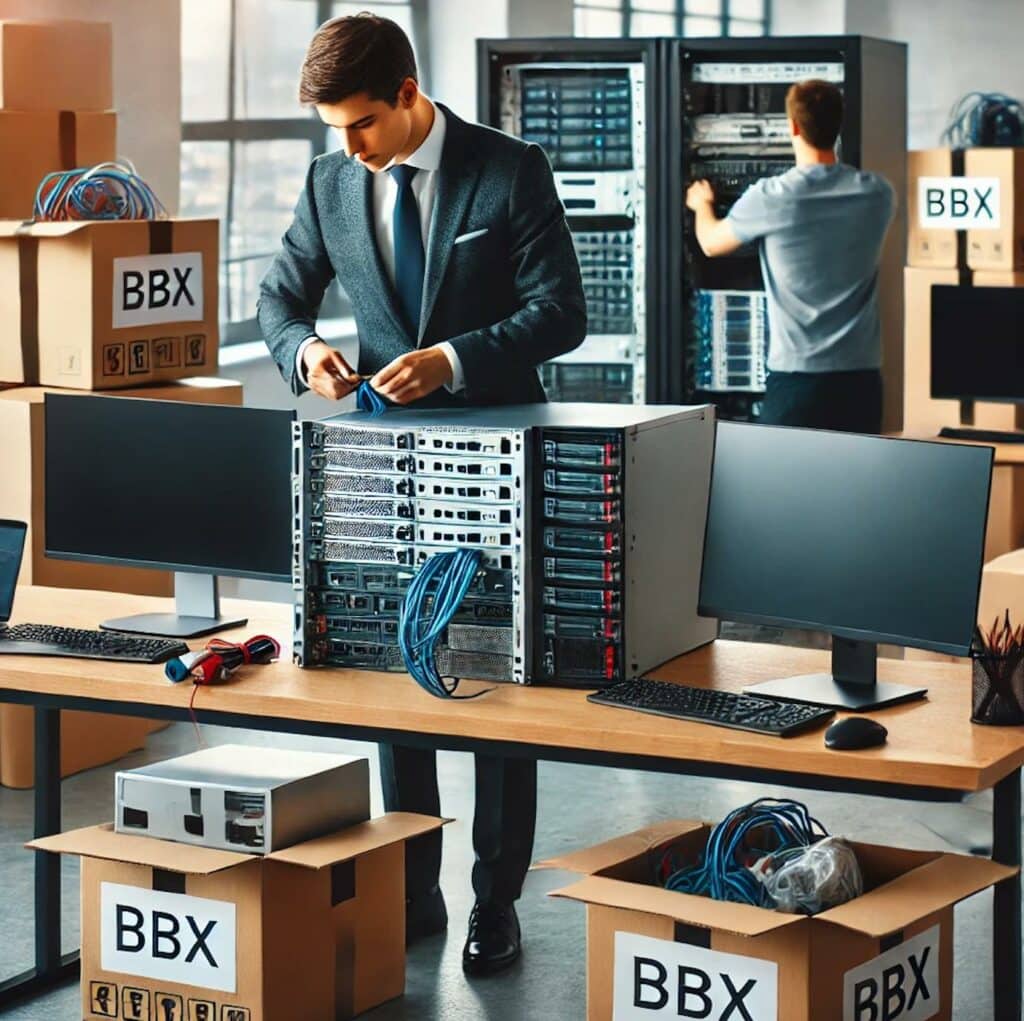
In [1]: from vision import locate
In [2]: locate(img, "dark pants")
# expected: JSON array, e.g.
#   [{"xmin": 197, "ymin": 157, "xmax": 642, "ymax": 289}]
[
  {"xmin": 760, "ymin": 369, "xmax": 883, "ymax": 434},
  {"xmin": 379, "ymin": 744, "xmax": 537, "ymax": 906}
]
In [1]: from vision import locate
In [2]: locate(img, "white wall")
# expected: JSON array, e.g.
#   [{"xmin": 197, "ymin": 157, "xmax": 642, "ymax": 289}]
[
  {"xmin": 0, "ymin": 0, "xmax": 181, "ymax": 212},
  {"xmin": 845, "ymin": 0, "xmax": 1024, "ymax": 148},
  {"xmin": 771, "ymin": 0, "xmax": 845, "ymax": 36}
]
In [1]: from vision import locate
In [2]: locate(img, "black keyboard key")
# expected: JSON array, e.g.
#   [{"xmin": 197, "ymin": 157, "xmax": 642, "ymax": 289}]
[
  {"xmin": 0, "ymin": 624, "xmax": 188, "ymax": 664},
  {"xmin": 588, "ymin": 677, "xmax": 835, "ymax": 737}
]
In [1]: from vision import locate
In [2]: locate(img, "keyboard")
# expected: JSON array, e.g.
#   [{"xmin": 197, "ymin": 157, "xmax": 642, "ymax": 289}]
[
  {"xmin": 938, "ymin": 427, "xmax": 1024, "ymax": 444},
  {"xmin": 0, "ymin": 624, "xmax": 188, "ymax": 664},
  {"xmin": 588, "ymin": 677, "xmax": 835, "ymax": 737}
]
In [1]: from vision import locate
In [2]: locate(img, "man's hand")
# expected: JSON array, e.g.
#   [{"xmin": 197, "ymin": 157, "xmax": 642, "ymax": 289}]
[
  {"xmin": 371, "ymin": 348, "xmax": 453, "ymax": 405},
  {"xmin": 303, "ymin": 340, "xmax": 360, "ymax": 400},
  {"xmin": 686, "ymin": 179, "xmax": 715, "ymax": 211}
]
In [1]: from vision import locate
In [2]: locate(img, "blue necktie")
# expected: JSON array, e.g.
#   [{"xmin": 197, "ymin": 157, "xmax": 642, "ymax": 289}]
[{"xmin": 389, "ymin": 163, "xmax": 425, "ymax": 335}]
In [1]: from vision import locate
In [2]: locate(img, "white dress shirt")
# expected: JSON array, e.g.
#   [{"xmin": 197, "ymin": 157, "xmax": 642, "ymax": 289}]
[{"xmin": 297, "ymin": 101, "xmax": 465, "ymax": 392}]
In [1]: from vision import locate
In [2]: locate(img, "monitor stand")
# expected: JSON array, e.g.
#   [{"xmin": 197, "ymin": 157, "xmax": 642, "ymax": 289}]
[
  {"xmin": 743, "ymin": 637, "xmax": 928, "ymax": 711},
  {"xmin": 100, "ymin": 572, "xmax": 247, "ymax": 639}
]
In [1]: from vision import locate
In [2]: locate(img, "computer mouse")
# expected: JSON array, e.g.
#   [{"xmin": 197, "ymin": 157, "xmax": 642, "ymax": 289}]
[{"xmin": 824, "ymin": 716, "xmax": 888, "ymax": 751}]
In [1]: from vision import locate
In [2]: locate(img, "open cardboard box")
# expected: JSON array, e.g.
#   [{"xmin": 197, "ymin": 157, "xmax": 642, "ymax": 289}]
[
  {"xmin": 537, "ymin": 820, "xmax": 1015, "ymax": 1021},
  {"xmin": 30, "ymin": 813, "xmax": 446, "ymax": 1021}
]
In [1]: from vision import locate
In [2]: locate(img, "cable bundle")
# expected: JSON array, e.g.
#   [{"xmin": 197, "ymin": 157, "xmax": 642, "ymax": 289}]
[
  {"xmin": 33, "ymin": 158, "xmax": 168, "ymax": 221},
  {"xmin": 165, "ymin": 634, "xmax": 280, "ymax": 685},
  {"xmin": 398, "ymin": 548, "xmax": 493, "ymax": 699},
  {"xmin": 356, "ymin": 380, "xmax": 387, "ymax": 416},
  {"xmin": 941, "ymin": 92, "xmax": 1024, "ymax": 148},
  {"xmin": 661, "ymin": 798, "xmax": 827, "ymax": 908}
]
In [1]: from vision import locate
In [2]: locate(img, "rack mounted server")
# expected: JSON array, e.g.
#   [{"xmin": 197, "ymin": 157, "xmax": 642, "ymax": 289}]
[{"xmin": 293, "ymin": 404, "xmax": 717, "ymax": 688}]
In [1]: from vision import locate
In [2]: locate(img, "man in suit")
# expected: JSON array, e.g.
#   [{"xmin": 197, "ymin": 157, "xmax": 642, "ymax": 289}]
[{"xmin": 258, "ymin": 13, "xmax": 586, "ymax": 976}]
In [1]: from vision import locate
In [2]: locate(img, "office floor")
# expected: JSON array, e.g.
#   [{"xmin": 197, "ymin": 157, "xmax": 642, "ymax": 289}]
[{"xmin": 0, "ymin": 628, "xmax": 1009, "ymax": 1020}]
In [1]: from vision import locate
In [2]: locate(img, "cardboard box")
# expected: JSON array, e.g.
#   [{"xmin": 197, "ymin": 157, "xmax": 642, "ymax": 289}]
[
  {"xmin": 0, "ymin": 20, "xmax": 113, "ymax": 111},
  {"xmin": 965, "ymin": 148, "xmax": 1024, "ymax": 271},
  {"xmin": 0, "ymin": 110, "xmax": 116, "ymax": 220},
  {"xmin": 0, "ymin": 710, "xmax": 163, "ymax": 792},
  {"xmin": 538, "ymin": 820, "xmax": 1014, "ymax": 1021},
  {"xmin": 30, "ymin": 814, "xmax": 445, "ymax": 1021},
  {"xmin": 908, "ymin": 149, "xmax": 959, "ymax": 268},
  {"xmin": 0, "ymin": 218, "xmax": 218, "ymax": 389},
  {"xmin": 979, "ymin": 547, "xmax": 1024, "ymax": 630}
]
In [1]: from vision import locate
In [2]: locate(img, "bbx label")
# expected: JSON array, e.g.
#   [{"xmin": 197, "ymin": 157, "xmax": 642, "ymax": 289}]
[
  {"xmin": 918, "ymin": 176, "xmax": 1000, "ymax": 230},
  {"xmin": 101, "ymin": 882, "xmax": 236, "ymax": 993},
  {"xmin": 613, "ymin": 930, "xmax": 778, "ymax": 1019},
  {"xmin": 843, "ymin": 924, "xmax": 940, "ymax": 1021},
  {"xmin": 112, "ymin": 253, "xmax": 204, "ymax": 328}
]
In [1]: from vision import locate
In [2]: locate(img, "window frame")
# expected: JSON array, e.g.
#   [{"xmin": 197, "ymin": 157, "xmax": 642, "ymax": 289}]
[
  {"xmin": 574, "ymin": 0, "xmax": 771, "ymax": 38},
  {"xmin": 180, "ymin": 0, "xmax": 429, "ymax": 345}
]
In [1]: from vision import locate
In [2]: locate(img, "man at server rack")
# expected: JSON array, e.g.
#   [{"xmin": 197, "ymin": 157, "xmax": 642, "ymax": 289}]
[
  {"xmin": 686, "ymin": 79, "xmax": 894, "ymax": 433},
  {"xmin": 257, "ymin": 14, "xmax": 586, "ymax": 976}
]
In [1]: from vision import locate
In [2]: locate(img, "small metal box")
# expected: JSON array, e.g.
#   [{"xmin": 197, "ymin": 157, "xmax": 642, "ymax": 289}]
[{"xmin": 115, "ymin": 745, "xmax": 370, "ymax": 853}]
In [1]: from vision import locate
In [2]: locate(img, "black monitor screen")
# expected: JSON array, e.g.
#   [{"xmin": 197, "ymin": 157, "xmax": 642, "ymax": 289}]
[
  {"xmin": 932, "ymin": 285, "xmax": 1024, "ymax": 402},
  {"xmin": 0, "ymin": 520, "xmax": 26, "ymax": 622},
  {"xmin": 45, "ymin": 396, "xmax": 294, "ymax": 580},
  {"xmin": 699, "ymin": 423, "xmax": 993, "ymax": 655}
]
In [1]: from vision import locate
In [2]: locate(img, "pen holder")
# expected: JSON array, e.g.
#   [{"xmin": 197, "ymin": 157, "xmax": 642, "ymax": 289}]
[{"xmin": 971, "ymin": 651, "xmax": 1024, "ymax": 725}]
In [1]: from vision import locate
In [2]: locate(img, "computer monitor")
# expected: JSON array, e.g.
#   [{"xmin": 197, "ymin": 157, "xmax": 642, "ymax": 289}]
[
  {"xmin": 931, "ymin": 284, "xmax": 1024, "ymax": 402},
  {"xmin": 699, "ymin": 422, "xmax": 993, "ymax": 710},
  {"xmin": 45, "ymin": 395, "xmax": 295, "ymax": 638}
]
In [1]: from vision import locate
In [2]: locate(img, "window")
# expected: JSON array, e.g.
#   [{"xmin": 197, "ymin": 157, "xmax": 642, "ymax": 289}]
[
  {"xmin": 574, "ymin": 0, "xmax": 769, "ymax": 37},
  {"xmin": 180, "ymin": 0, "xmax": 423, "ymax": 343}
]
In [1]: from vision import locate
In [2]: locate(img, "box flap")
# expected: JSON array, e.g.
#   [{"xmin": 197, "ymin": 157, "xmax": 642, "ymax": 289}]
[
  {"xmin": 266, "ymin": 813, "xmax": 448, "ymax": 870},
  {"xmin": 534, "ymin": 820, "xmax": 707, "ymax": 876},
  {"xmin": 0, "ymin": 220, "xmax": 32, "ymax": 238},
  {"xmin": 549, "ymin": 875, "xmax": 806, "ymax": 938},
  {"xmin": 817, "ymin": 852, "xmax": 1017, "ymax": 937},
  {"xmin": 27, "ymin": 824, "xmax": 253, "ymax": 874}
]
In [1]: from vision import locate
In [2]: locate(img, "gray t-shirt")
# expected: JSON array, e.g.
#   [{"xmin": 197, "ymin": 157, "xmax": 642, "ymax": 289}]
[{"xmin": 726, "ymin": 163, "xmax": 895, "ymax": 374}]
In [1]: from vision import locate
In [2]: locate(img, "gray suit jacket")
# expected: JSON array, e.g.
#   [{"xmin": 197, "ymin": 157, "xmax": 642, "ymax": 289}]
[{"xmin": 257, "ymin": 104, "xmax": 587, "ymax": 406}]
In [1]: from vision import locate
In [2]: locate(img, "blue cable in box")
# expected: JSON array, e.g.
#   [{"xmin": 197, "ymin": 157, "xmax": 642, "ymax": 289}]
[{"xmin": 114, "ymin": 745, "xmax": 370, "ymax": 853}]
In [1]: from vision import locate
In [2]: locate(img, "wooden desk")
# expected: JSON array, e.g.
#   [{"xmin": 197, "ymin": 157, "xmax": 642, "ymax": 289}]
[{"xmin": 2, "ymin": 586, "xmax": 1022, "ymax": 1019}]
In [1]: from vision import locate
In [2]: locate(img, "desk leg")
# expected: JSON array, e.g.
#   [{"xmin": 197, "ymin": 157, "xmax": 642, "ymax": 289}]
[
  {"xmin": 993, "ymin": 768, "xmax": 1022, "ymax": 1021},
  {"xmin": 34, "ymin": 707, "xmax": 62, "ymax": 978}
]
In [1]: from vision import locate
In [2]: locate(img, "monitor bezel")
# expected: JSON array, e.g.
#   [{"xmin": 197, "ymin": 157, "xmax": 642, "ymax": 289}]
[
  {"xmin": 696, "ymin": 421, "xmax": 994, "ymax": 658},
  {"xmin": 43, "ymin": 394, "xmax": 294, "ymax": 584}
]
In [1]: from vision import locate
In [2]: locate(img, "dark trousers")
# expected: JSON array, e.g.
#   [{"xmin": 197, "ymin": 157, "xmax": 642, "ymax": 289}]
[
  {"xmin": 379, "ymin": 743, "xmax": 537, "ymax": 906},
  {"xmin": 760, "ymin": 369, "xmax": 883, "ymax": 434}
]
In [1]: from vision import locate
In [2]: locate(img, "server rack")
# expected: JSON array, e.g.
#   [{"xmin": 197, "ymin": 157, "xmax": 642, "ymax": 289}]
[
  {"xmin": 478, "ymin": 39, "xmax": 666, "ymax": 407},
  {"xmin": 478, "ymin": 36, "xmax": 906, "ymax": 422}
]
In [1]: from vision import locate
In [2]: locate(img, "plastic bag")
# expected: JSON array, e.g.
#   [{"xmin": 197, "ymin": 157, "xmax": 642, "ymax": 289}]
[{"xmin": 755, "ymin": 836, "xmax": 863, "ymax": 915}]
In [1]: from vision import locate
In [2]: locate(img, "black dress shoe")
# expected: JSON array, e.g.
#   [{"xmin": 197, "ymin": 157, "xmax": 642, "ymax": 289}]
[
  {"xmin": 462, "ymin": 900, "xmax": 521, "ymax": 976},
  {"xmin": 406, "ymin": 887, "xmax": 448, "ymax": 946}
]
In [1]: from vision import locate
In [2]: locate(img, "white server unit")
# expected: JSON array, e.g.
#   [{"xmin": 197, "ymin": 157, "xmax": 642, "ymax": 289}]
[
  {"xmin": 115, "ymin": 746, "xmax": 370, "ymax": 853},
  {"xmin": 294, "ymin": 404, "xmax": 718, "ymax": 688}
]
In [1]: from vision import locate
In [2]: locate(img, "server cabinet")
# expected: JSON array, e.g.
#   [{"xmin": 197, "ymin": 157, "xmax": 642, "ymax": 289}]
[
  {"xmin": 478, "ymin": 38, "xmax": 665, "ymax": 406},
  {"xmin": 479, "ymin": 36, "xmax": 906, "ymax": 421}
]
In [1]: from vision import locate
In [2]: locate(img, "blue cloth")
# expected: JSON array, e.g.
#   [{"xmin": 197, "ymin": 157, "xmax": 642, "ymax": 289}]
[
  {"xmin": 389, "ymin": 163, "xmax": 425, "ymax": 335},
  {"xmin": 726, "ymin": 163, "xmax": 895, "ymax": 374}
]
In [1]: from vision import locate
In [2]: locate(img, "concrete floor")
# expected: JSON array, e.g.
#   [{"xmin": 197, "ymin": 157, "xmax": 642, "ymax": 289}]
[{"xmin": 0, "ymin": 628, "xmax": 1013, "ymax": 1019}]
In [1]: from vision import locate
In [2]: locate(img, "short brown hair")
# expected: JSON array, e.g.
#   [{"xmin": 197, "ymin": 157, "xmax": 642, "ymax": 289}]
[
  {"xmin": 298, "ymin": 13, "xmax": 417, "ymax": 106},
  {"xmin": 785, "ymin": 80, "xmax": 843, "ymax": 150}
]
